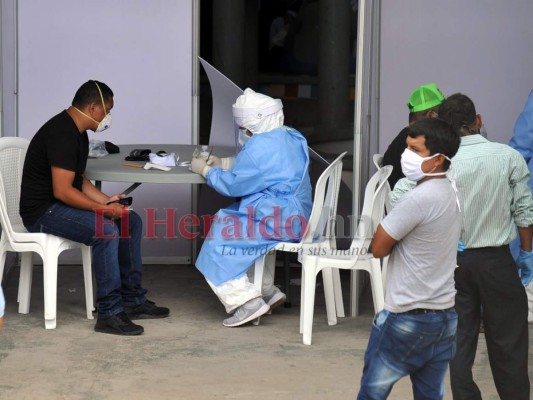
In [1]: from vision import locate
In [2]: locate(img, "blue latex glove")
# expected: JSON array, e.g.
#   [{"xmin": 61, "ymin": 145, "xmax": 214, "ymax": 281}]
[
  {"xmin": 457, "ymin": 241, "xmax": 465, "ymax": 252},
  {"xmin": 517, "ymin": 249, "xmax": 533, "ymax": 286}
]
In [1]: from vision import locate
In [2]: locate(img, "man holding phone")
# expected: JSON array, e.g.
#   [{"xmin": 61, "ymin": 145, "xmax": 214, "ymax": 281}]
[
  {"xmin": 107, "ymin": 196, "xmax": 133, "ymax": 206},
  {"xmin": 20, "ymin": 80, "xmax": 168, "ymax": 336}
]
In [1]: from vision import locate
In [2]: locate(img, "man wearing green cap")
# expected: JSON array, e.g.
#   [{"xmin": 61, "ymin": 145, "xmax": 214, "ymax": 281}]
[{"xmin": 382, "ymin": 83, "xmax": 445, "ymax": 188}]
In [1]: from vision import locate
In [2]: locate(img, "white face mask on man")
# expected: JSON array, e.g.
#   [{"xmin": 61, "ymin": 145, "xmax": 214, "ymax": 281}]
[
  {"xmin": 400, "ymin": 148, "xmax": 449, "ymax": 182},
  {"xmin": 400, "ymin": 147, "xmax": 461, "ymax": 211},
  {"xmin": 73, "ymin": 81, "xmax": 112, "ymax": 132},
  {"xmin": 94, "ymin": 113, "xmax": 112, "ymax": 132}
]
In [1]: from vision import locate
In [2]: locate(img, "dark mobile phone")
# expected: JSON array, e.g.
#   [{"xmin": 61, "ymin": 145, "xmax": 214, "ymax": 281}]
[{"xmin": 106, "ymin": 197, "xmax": 133, "ymax": 206}]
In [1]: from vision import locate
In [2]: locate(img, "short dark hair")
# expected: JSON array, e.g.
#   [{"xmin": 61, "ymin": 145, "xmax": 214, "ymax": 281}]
[
  {"xmin": 72, "ymin": 80, "xmax": 113, "ymax": 108},
  {"xmin": 408, "ymin": 105, "xmax": 440, "ymax": 124},
  {"xmin": 408, "ymin": 118, "xmax": 460, "ymax": 170},
  {"xmin": 438, "ymin": 93, "xmax": 477, "ymax": 135}
]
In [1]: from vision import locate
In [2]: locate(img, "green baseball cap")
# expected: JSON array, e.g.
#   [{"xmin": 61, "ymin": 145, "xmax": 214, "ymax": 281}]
[{"xmin": 407, "ymin": 83, "xmax": 445, "ymax": 112}]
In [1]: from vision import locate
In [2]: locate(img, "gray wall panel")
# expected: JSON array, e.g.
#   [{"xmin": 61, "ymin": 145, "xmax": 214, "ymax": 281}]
[
  {"xmin": 15, "ymin": 0, "xmax": 195, "ymax": 261},
  {"xmin": 379, "ymin": 0, "xmax": 533, "ymax": 150}
]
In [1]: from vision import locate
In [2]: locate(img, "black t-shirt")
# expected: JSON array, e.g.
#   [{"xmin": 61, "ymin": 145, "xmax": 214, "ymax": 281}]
[
  {"xmin": 382, "ymin": 126, "xmax": 410, "ymax": 189},
  {"xmin": 20, "ymin": 110, "xmax": 89, "ymax": 226}
]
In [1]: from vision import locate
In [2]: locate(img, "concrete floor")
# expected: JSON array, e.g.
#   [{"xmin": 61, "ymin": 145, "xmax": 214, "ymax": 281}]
[{"xmin": 0, "ymin": 263, "xmax": 527, "ymax": 400}]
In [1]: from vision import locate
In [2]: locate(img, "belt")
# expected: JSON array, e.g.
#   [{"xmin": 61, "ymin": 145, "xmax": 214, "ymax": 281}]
[{"xmin": 400, "ymin": 307, "xmax": 455, "ymax": 315}]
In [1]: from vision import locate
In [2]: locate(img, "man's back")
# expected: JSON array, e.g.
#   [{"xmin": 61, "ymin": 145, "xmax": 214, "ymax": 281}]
[
  {"xmin": 20, "ymin": 110, "xmax": 88, "ymax": 227},
  {"xmin": 453, "ymin": 135, "xmax": 533, "ymax": 248}
]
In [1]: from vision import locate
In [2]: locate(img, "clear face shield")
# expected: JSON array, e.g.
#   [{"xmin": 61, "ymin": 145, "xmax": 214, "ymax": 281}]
[{"xmin": 232, "ymin": 100, "xmax": 283, "ymax": 151}]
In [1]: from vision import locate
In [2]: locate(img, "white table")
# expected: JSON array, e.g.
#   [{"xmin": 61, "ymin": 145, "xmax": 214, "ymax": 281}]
[{"xmin": 85, "ymin": 144, "xmax": 234, "ymax": 192}]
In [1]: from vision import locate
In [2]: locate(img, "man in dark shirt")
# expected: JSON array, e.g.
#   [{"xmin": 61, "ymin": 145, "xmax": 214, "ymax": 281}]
[
  {"xmin": 20, "ymin": 80, "xmax": 168, "ymax": 336},
  {"xmin": 382, "ymin": 83, "xmax": 445, "ymax": 188}
]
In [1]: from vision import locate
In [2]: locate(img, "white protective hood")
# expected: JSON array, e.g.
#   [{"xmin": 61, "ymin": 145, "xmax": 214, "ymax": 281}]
[{"xmin": 232, "ymin": 88, "xmax": 284, "ymax": 134}]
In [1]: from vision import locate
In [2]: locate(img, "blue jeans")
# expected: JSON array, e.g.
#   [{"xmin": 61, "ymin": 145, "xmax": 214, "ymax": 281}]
[
  {"xmin": 357, "ymin": 309, "xmax": 457, "ymax": 400},
  {"xmin": 27, "ymin": 202, "xmax": 147, "ymax": 318}
]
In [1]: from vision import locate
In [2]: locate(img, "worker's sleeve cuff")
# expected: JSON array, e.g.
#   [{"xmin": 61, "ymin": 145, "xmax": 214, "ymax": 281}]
[
  {"xmin": 221, "ymin": 157, "xmax": 235, "ymax": 170},
  {"xmin": 201, "ymin": 165, "xmax": 212, "ymax": 178}
]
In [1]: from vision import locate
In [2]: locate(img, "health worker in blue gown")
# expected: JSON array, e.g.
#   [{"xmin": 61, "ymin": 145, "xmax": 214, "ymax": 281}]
[
  {"xmin": 509, "ymin": 88, "xmax": 533, "ymax": 322},
  {"xmin": 191, "ymin": 88, "xmax": 312, "ymax": 327}
]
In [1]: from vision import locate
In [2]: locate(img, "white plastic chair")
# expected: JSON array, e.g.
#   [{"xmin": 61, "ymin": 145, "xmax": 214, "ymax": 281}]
[
  {"xmin": 372, "ymin": 153, "xmax": 384, "ymax": 170},
  {"xmin": 0, "ymin": 137, "xmax": 94, "ymax": 329},
  {"xmin": 371, "ymin": 153, "xmax": 392, "ymax": 290},
  {"xmin": 252, "ymin": 152, "xmax": 347, "ymax": 325},
  {"xmin": 373, "ymin": 153, "xmax": 392, "ymax": 214},
  {"xmin": 298, "ymin": 165, "xmax": 392, "ymax": 345}
]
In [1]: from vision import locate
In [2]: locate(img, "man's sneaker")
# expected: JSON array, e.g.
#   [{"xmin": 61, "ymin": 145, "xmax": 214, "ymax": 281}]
[
  {"xmin": 223, "ymin": 298, "xmax": 270, "ymax": 327},
  {"xmin": 124, "ymin": 299, "xmax": 170, "ymax": 320},
  {"xmin": 94, "ymin": 312, "xmax": 144, "ymax": 336},
  {"xmin": 263, "ymin": 287, "xmax": 287, "ymax": 311}
]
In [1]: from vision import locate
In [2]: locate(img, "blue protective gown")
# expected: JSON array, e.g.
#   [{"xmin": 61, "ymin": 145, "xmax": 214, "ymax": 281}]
[
  {"xmin": 509, "ymin": 89, "xmax": 533, "ymax": 258},
  {"xmin": 510, "ymin": 89, "xmax": 533, "ymax": 191},
  {"xmin": 196, "ymin": 127, "xmax": 312, "ymax": 286}
]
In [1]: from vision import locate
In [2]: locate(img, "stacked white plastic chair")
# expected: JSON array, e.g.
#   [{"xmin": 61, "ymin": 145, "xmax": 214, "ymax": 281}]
[
  {"xmin": 372, "ymin": 153, "xmax": 392, "ymax": 213},
  {"xmin": 0, "ymin": 137, "xmax": 94, "ymax": 329},
  {"xmin": 298, "ymin": 164, "xmax": 392, "ymax": 344},
  {"xmin": 369, "ymin": 154, "xmax": 392, "ymax": 290},
  {"xmin": 252, "ymin": 152, "xmax": 347, "ymax": 326}
]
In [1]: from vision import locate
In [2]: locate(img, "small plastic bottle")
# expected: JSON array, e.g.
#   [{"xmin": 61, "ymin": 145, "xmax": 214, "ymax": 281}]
[{"xmin": 200, "ymin": 145, "xmax": 210, "ymax": 159}]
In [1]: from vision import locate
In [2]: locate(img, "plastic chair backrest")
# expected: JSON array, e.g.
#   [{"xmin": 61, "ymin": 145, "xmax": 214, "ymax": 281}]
[
  {"xmin": 355, "ymin": 165, "xmax": 392, "ymax": 244},
  {"xmin": 0, "ymin": 137, "xmax": 30, "ymax": 243},
  {"xmin": 373, "ymin": 153, "xmax": 384, "ymax": 169},
  {"xmin": 301, "ymin": 151, "xmax": 347, "ymax": 246},
  {"xmin": 373, "ymin": 153, "xmax": 393, "ymax": 213}
]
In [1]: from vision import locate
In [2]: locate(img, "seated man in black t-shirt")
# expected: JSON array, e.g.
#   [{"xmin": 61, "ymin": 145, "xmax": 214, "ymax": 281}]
[
  {"xmin": 20, "ymin": 80, "xmax": 169, "ymax": 336},
  {"xmin": 382, "ymin": 83, "xmax": 445, "ymax": 188}
]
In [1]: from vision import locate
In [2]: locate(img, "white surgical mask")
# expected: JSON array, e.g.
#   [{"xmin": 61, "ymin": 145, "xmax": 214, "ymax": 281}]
[
  {"xmin": 401, "ymin": 148, "xmax": 448, "ymax": 182},
  {"xmin": 402, "ymin": 148, "xmax": 461, "ymax": 211}
]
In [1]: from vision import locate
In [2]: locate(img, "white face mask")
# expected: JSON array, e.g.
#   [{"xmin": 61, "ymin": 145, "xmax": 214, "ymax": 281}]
[
  {"xmin": 238, "ymin": 128, "xmax": 251, "ymax": 147},
  {"xmin": 73, "ymin": 107, "xmax": 112, "ymax": 132},
  {"xmin": 95, "ymin": 113, "xmax": 112, "ymax": 132},
  {"xmin": 401, "ymin": 148, "xmax": 448, "ymax": 182}
]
